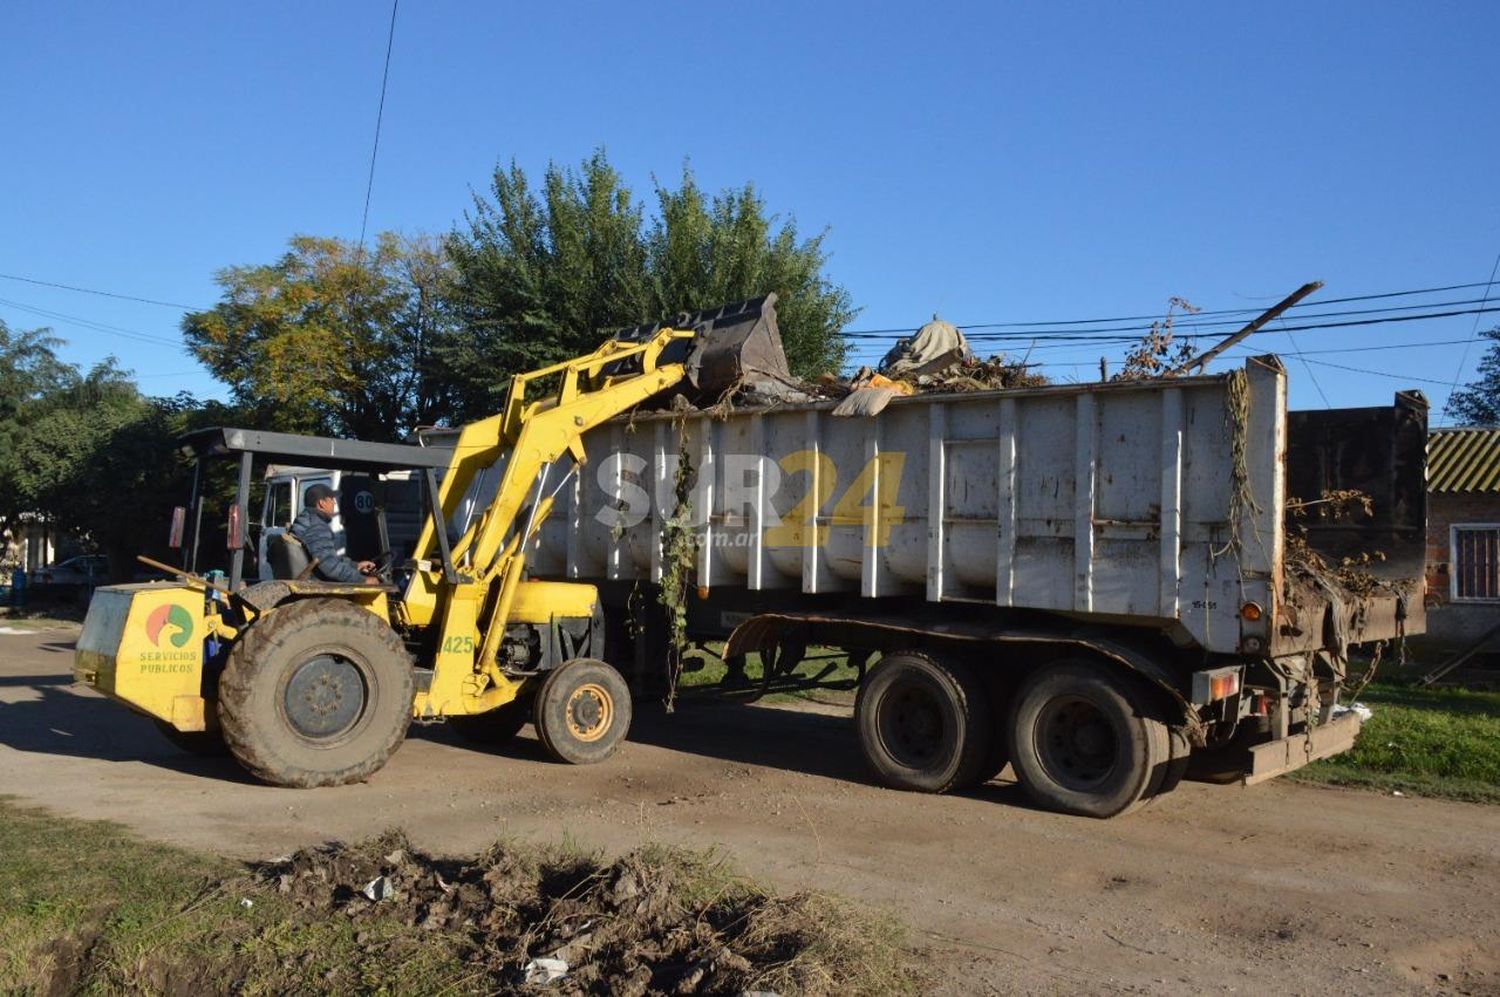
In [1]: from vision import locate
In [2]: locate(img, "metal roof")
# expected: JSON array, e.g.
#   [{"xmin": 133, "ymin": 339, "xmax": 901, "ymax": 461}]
[
  {"xmin": 1428, "ymin": 428, "xmax": 1500, "ymax": 493},
  {"xmin": 178, "ymin": 427, "xmax": 453, "ymax": 473}
]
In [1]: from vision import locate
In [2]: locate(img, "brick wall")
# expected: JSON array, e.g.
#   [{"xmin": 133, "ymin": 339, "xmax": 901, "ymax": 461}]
[{"xmin": 1419, "ymin": 490, "xmax": 1500, "ymax": 654}]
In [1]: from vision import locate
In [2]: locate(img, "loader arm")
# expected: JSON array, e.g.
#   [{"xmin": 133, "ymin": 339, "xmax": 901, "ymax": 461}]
[
  {"xmin": 409, "ymin": 326, "xmax": 693, "ymax": 593},
  {"xmin": 399, "ymin": 326, "xmax": 696, "ymax": 713}
]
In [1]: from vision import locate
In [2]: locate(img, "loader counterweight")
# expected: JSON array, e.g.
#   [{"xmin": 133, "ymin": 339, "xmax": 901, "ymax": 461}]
[{"xmin": 74, "ymin": 584, "xmax": 210, "ymax": 732}]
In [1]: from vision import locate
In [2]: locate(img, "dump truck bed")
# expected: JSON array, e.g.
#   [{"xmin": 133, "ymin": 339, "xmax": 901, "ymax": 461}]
[{"xmin": 529, "ymin": 356, "xmax": 1424, "ymax": 657}]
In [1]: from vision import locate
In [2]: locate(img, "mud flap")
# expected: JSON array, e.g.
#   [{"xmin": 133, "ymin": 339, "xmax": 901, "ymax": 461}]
[{"xmin": 1242, "ymin": 711, "xmax": 1362, "ymax": 786}]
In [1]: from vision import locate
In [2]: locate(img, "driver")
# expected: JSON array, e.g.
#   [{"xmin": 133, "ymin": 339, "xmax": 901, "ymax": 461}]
[{"xmin": 290, "ymin": 484, "xmax": 380, "ymax": 586}]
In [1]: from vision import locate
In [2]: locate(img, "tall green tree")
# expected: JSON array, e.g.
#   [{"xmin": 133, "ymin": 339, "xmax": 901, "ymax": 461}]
[
  {"xmin": 182, "ymin": 233, "xmax": 457, "ymax": 440},
  {"xmin": 1, "ymin": 320, "xmax": 243, "ymax": 578},
  {"xmin": 0, "ymin": 320, "xmax": 75, "ymax": 529},
  {"xmin": 1446, "ymin": 327, "xmax": 1500, "ymax": 425},
  {"xmin": 440, "ymin": 151, "xmax": 855, "ymax": 420}
]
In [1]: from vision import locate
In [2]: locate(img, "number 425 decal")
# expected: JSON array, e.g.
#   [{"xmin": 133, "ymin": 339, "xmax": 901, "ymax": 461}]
[{"xmin": 440, "ymin": 634, "xmax": 475, "ymax": 655}]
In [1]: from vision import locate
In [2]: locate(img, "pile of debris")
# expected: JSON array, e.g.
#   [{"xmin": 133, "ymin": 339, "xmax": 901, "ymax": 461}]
[
  {"xmin": 252, "ymin": 831, "xmax": 916, "ymax": 995},
  {"xmin": 827, "ymin": 317, "xmax": 1044, "ymax": 417}
]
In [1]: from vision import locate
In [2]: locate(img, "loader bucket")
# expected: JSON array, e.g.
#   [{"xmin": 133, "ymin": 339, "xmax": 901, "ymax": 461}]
[
  {"xmin": 680, "ymin": 293, "xmax": 799, "ymax": 400},
  {"xmin": 610, "ymin": 293, "xmax": 800, "ymax": 402}
]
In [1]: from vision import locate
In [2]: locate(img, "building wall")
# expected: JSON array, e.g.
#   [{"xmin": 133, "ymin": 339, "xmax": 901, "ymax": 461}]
[{"xmin": 1420, "ymin": 490, "xmax": 1500, "ymax": 655}]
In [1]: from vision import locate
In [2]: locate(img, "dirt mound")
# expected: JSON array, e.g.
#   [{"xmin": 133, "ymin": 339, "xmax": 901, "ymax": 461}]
[{"xmin": 254, "ymin": 831, "xmax": 916, "ymax": 995}]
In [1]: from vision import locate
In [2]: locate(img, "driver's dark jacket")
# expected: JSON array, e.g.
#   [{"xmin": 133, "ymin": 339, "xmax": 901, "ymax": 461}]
[{"xmin": 289, "ymin": 508, "xmax": 363, "ymax": 583}]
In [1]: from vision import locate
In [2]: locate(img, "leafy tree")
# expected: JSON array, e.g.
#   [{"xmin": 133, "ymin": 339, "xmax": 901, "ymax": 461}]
[
  {"xmin": 182, "ymin": 233, "xmax": 457, "ymax": 440},
  {"xmin": 440, "ymin": 151, "xmax": 855, "ymax": 420},
  {"xmin": 1446, "ymin": 327, "xmax": 1500, "ymax": 425},
  {"xmin": 0, "ymin": 320, "xmax": 241, "ymax": 579}
]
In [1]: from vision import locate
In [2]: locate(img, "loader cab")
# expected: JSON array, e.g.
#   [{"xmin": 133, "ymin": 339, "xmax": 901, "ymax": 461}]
[
  {"xmin": 172, "ymin": 427, "xmax": 454, "ymax": 591},
  {"xmin": 256, "ymin": 468, "xmax": 387, "ymax": 582}
]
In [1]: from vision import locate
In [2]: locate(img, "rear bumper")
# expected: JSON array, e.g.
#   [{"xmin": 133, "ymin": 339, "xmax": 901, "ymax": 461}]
[{"xmin": 1242, "ymin": 712, "xmax": 1362, "ymax": 786}]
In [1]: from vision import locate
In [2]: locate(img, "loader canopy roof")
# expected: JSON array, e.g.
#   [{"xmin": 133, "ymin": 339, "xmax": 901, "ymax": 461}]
[{"xmin": 179, "ymin": 427, "xmax": 453, "ymax": 474}]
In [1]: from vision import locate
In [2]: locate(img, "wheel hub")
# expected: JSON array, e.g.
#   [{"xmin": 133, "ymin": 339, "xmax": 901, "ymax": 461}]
[
  {"xmin": 878, "ymin": 681, "xmax": 945, "ymax": 766},
  {"xmin": 1037, "ymin": 696, "xmax": 1118, "ymax": 789},
  {"xmin": 565, "ymin": 683, "xmax": 613, "ymax": 742},
  {"xmin": 284, "ymin": 654, "xmax": 365, "ymax": 741}
]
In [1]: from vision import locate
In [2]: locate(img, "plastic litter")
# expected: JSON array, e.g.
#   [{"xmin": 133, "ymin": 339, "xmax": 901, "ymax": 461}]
[
  {"xmin": 522, "ymin": 956, "xmax": 569, "ymax": 985},
  {"xmin": 362, "ymin": 875, "xmax": 394, "ymax": 902}
]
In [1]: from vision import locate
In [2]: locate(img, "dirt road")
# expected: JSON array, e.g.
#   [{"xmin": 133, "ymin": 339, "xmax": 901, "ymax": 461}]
[{"xmin": 3, "ymin": 627, "xmax": 1497, "ymax": 994}]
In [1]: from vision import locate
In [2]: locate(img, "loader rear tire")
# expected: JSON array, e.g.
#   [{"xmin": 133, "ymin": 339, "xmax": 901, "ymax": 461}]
[
  {"xmin": 218, "ymin": 598, "xmax": 414, "ymax": 788},
  {"xmin": 534, "ymin": 658, "xmax": 632, "ymax": 765},
  {"xmin": 1007, "ymin": 659, "xmax": 1167, "ymax": 818},
  {"xmin": 855, "ymin": 651, "xmax": 993, "ymax": 794}
]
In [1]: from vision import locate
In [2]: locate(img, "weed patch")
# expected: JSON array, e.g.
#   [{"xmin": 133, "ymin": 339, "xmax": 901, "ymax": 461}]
[
  {"xmin": 1294, "ymin": 683, "xmax": 1500, "ymax": 803},
  {"xmin": 0, "ymin": 799, "xmax": 918, "ymax": 995}
]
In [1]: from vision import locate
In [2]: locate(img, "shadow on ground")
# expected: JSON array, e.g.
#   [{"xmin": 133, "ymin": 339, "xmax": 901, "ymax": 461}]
[{"xmin": 0, "ymin": 681, "xmax": 251, "ymax": 782}]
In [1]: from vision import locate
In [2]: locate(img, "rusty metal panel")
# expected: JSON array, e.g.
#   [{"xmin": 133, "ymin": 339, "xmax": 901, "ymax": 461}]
[{"xmin": 1282, "ymin": 390, "xmax": 1428, "ymax": 650}]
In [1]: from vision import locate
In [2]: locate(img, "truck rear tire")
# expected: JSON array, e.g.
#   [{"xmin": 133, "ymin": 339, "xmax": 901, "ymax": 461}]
[
  {"xmin": 218, "ymin": 598, "xmax": 414, "ymax": 788},
  {"xmin": 855, "ymin": 651, "xmax": 993, "ymax": 794},
  {"xmin": 533, "ymin": 658, "xmax": 632, "ymax": 764},
  {"xmin": 448, "ymin": 700, "xmax": 529, "ymax": 746},
  {"xmin": 1007, "ymin": 659, "xmax": 1168, "ymax": 818}
]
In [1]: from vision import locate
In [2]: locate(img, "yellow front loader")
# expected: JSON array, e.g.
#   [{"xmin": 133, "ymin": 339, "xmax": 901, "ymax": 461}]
[{"xmin": 74, "ymin": 296, "xmax": 792, "ymax": 787}]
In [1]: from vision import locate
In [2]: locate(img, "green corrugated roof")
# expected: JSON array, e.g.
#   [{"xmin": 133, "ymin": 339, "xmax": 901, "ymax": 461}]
[{"xmin": 1429, "ymin": 428, "xmax": 1500, "ymax": 493}]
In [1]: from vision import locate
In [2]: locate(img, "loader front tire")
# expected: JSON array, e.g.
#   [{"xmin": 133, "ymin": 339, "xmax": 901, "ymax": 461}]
[
  {"xmin": 218, "ymin": 598, "xmax": 414, "ymax": 788},
  {"xmin": 533, "ymin": 658, "xmax": 632, "ymax": 765}
]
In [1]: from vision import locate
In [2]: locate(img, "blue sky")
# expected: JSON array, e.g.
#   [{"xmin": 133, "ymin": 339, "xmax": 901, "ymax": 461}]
[{"xmin": 3, "ymin": 1, "xmax": 1497, "ymax": 416}]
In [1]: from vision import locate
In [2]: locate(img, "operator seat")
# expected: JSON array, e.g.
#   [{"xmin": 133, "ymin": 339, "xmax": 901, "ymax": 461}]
[{"xmin": 266, "ymin": 532, "xmax": 312, "ymax": 580}]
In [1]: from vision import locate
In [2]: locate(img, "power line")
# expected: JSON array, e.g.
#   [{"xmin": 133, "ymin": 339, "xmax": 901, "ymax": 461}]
[
  {"xmin": 0, "ymin": 296, "xmax": 185, "ymax": 348},
  {"xmin": 842, "ymin": 280, "xmax": 1500, "ymax": 336},
  {"xmin": 0, "ymin": 272, "xmax": 201, "ymax": 311},
  {"xmin": 1438, "ymin": 251, "xmax": 1500, "ymax": 426},
  {"xmin": 1296, "ymin": 357, "xmax": 1459, "ymax": 387},
  {"xmin": 845, "ymin": 296, "xmax": 1500, "ymax": 342},
  {"xmin": 358, "ymin": 0, "xmax": 400, "ymax": 252}
]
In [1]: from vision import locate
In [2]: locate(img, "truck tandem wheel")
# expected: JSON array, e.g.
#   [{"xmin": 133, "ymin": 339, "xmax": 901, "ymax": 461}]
[
  {"xmin": 533, "ymin": 658, "xmax": 632, "ymax": 765},
  {"xmin": 855, "ymin": 651, "xmax": 993, "ymax": 794},
  {"xmin": 1007, "ymin": 659, "xmax": 1167, "ymax": 818},
  {"xmin": 217, "ymin": 598, "xmax": 414, "ymax": 788}
]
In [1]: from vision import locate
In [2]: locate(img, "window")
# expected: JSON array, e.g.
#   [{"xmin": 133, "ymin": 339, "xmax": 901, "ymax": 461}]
[
  {"xmin": 265, "ymin": 481, "xmax": 293, "ymax": 528},
  {"xmin": 1451, "ymin": 525, "xmax": 1500, "ymax": 602}
]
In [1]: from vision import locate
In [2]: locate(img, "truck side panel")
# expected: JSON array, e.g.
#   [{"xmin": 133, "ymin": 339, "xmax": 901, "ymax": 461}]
[{"xmin": 530, "ymin": 363, "xmax": 1302, "ymax": 655}]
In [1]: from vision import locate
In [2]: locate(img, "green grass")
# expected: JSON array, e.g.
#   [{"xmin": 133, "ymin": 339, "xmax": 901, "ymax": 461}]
[
  {"xmin": 0, "ymin": 799, "xmax": 470, "ymax": 994},
  {"xmin": 0, "ymin": 799, "xmax": 918, "ymax": 995},
  {"xmin": 678, "ymin": 644, "xmax": 861, "ymax": 705},
  {"xmin": 1293, "ymin": 682, "xmax": 1500, "ymax": 803}
]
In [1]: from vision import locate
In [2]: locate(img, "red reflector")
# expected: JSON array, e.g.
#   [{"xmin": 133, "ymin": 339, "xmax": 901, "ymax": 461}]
[
  {"xmin": 226, "ymin": 504, "xmax": 243, "ymax": 551},
  {"xmin": 1210, "ymin": 673, "xmax": 1241, "ymax": 700},
  {"xmin": 168, "ymin": 506, "xmax": 186, "ymax": 548}
]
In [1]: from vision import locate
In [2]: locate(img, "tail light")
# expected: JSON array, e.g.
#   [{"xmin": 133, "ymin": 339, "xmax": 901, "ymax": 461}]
[
  {"xmin": 1191, "ymin": 666, "xmax": 1243, "ymax": 705},
  {"xmin": 226, "ymin": 504, "xmax": 243, "ymax": 551},
  {"xmin": 168, "ymin": 506, "xmax": 186, "ymax": 548}
]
